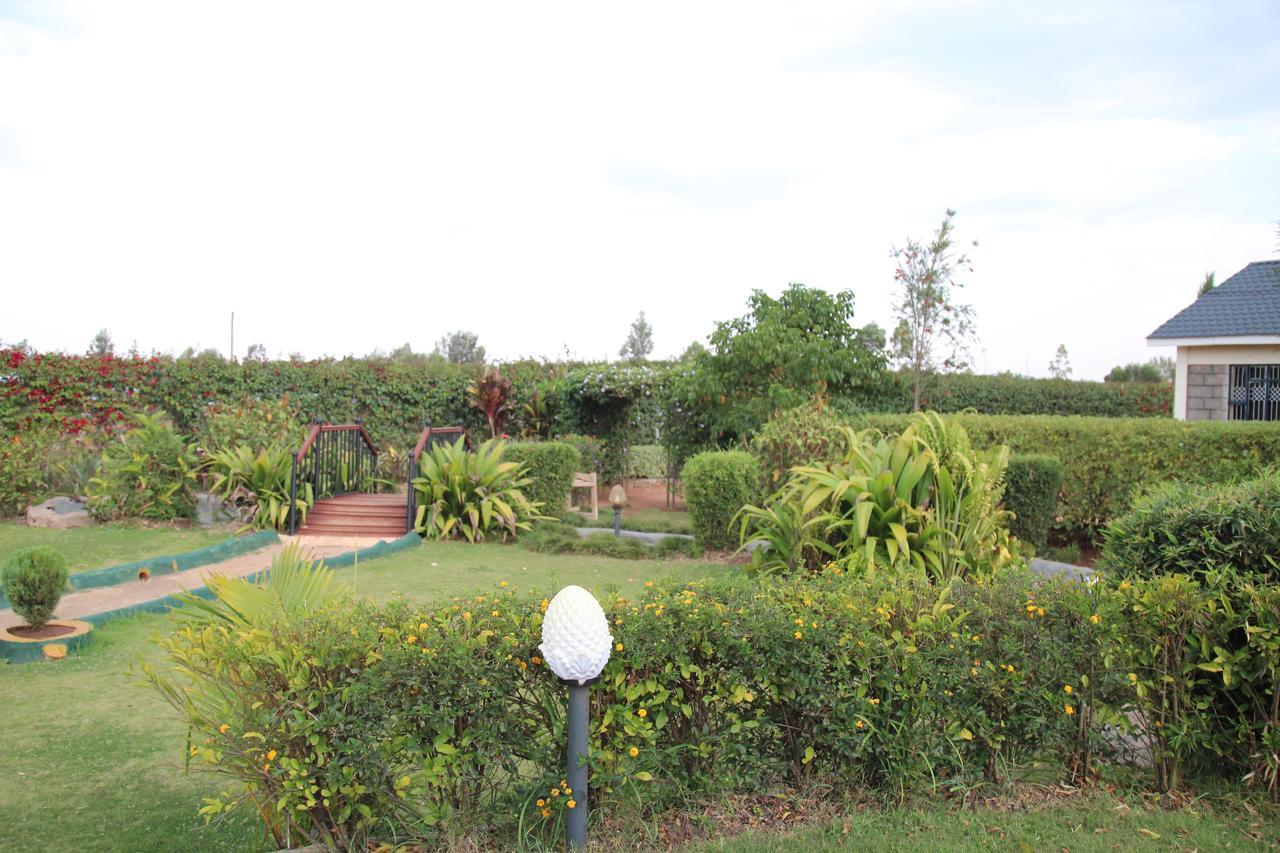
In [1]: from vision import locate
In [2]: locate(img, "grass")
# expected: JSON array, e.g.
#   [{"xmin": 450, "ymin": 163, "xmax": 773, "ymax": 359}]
[
  {"xmin": 0, "ymin": 521, "xmax": 234, "ymax": 575},
  {"xmin": 569, "ymin": 507, "xmax": 692, "ymax": 535},
  {"xmin": 692, "ymin": 794, "xmax": 1280, "ymax": 851},
  {"xmin": 0, "ymin": 541, "xmax": 727, "ymax": 852}
]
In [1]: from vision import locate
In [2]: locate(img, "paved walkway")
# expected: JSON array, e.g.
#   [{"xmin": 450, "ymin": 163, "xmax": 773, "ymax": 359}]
[{"xmin": 0, "ymin": 535, "xmax": 391, "ymax": 631}]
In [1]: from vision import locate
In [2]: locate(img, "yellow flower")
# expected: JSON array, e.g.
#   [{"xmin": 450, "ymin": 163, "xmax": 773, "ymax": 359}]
[
  {"xmin": 794, "ymin": 631, "xmax": 803, "ymax": 640},
  {"xmin": 615, "ymin": 643, "xmax": 624, "ymax": 652},
  {"xmin": 1129, "ymin": 673, "xmax": 1138, "ymax": 683},
  {"xmin": 263, "ymin": 763, "xmax": 272, "ymax": 771},
  {"xmin": 1037, "ymin": 607, "xmax": 1046, "ymax": 617},
  {"xmin": 637, "ymin": 709, "xmax": 647, "ymax": 718},
  {"xmin": 1119, "ymin": 580, "xmax": 1130, "ymax": 590},
  {"xmin": 795, "ymin": 618, "xmax": 805, "ymax": 626},
  {"xmin": 971, "ymin": 635, "xmax": 980, "ymax": 642},
  {"xmin": 1089, "ymin": 614, "xmax": 1101, "ymax": 624},
  {"xmin": 567, "ymin": 799, "xmax": 577, "ymax": 809},
  {"xmin": 463, "ymin": 611, "xmax": 472, "ymax": 620},
  {"xmin": 537, "ymin": 799, "xmax": 546, "ymax": 807},
  {"xmin": 540, "ymin": 598, "xmax": 550, "ymax": 612},
  {"xmin": 564, "ymin": 786, "xmax": 572, "ymax": 795},
  {"xmin": 406, "ymin": 635, "xmax": 417, "ymax": 644},
  {"xmin": 218, "ymin": 724, "xmax": 230, "ymax": 734},
  {"xmin": 645, "ymin": 581, "xmax": 654, "ymax": 587},
  {"xmin": 500, "ymin": 581, "xmax": 509, "ymax": 587},
  {"xmin": 541, "ymin": 808, "xmax": 551, "ymax": 818},
  {"xmin": 532, "ymin": 655, "xmax": 542, "ymax": 664},
  {"xmin": 190, "ymin": 746, "xmax": 198, "ymax": 756},
  {"xmin": 629, "ymin": 747, "xmax": 639, "ymax": 758},
  {"xmin": 1063, "ymin": 685, "xmax": 1073, "ymax": 695},
  {"xmin": 266, "ymin": 749, "xmax": 277, "ymax": 760},
  {"xmin": 491, "ymin": 610, "xmax": 500, "ymax": 617},
  {"xmin": 869, "ymin": 698, "xmax": 880, "ymax": 705},
  {"xmin": 856, "ymin": 720, "xmax": 865, "ymax": 729},
  {"xmin": 1064, "ymin": 704, "xmax": 1075, "ymax": 716},
  {"xmin": 418, "ymin": 622, "xmax": 429, "ymax": 631},
  {"xmin": 551, "ymin": 789, "xmax": 560, "ymax": 797}
]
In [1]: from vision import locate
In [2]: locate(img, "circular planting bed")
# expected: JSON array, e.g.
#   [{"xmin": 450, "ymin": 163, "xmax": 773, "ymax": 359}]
[{"xmin": 0, "ymin": 620, "xmax": 94, "ymax": 663}]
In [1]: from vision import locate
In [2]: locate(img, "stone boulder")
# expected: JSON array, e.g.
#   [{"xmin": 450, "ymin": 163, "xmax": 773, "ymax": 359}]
[{"xmin": 25, "ymin": 496, "xmax": 93, "ymax": 529}]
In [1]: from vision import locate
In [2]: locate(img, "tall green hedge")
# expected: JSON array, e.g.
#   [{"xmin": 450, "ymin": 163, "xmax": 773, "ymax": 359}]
[
  {"xmin": 681, "ymin": 450, "xmax": 761, "ymax": 550},
  {"xmin": 858, "ymin": 413, "xmax": 1280, "ymax": 543},
  {"xmin": 889, "ymin": 373, "xmax": 1173, "ymax": 418},
  {"xmin": 1003, "ymin": 454, "xmax": 1064, "ymax": 550},
  {"xmin": 502, "ymin": 441, "xmax": 580, "ymax": 517}
]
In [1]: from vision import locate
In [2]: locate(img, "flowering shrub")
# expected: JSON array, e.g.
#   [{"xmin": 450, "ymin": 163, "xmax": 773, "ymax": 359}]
[{"xmin": 148, "ymin": 562, "xmax": 1280, "ymax": 847}]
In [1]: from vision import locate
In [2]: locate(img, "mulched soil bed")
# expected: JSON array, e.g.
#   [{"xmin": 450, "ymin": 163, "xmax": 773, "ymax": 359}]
[{"xmin": 8, "ymin": 623, "xmax": 77, "ymax": 640}]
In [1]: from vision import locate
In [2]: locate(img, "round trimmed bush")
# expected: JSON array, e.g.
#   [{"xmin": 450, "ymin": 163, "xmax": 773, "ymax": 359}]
[
  {"xmin": 3, "ymin": 546, "xmax": 69, "ymax": 628},
  {"xmin": 1003, "ymin": 454, "xmax": 1064, "ymax": 550},
  {"xmin": 681, "ymin": 450, "xmax": 761, "ymax": 550}
]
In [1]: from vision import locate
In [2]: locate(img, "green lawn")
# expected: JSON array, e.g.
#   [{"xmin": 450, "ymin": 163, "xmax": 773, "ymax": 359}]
[
  {"xmin": 696, "ymin": 795, "xmax": 1279, "ymax": 851},
  {"xmin": 568, "ymin": 507, "xmax": 692, "ymax": 535},
  {"xmin": 0, "ymin": 521, "xmax": 234, "ymax": 575},
  {"xmin": 0, "ymin": 541, "xmax": 728, "ymax": 852}
]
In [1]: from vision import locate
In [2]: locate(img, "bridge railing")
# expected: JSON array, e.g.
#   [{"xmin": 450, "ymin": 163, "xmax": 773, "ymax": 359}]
[{"xmin": 287, "ymin": 421, "xmax": 380, "ymax": 534}]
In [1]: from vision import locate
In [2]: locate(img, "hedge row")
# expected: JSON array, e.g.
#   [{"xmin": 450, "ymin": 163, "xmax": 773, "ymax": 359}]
[
  {"xmin": 858, "ymin": 413, "xmax": 1280, "ymax": 543},
  {"xmin": 892, "ymin": 372, "xmax": 1172, "ymax": 418},
  {"xmin": 503, "ymin": 441, "xmax": 580, "ymax": 517},
  {"xmin": 148, "ymin": 566, "xmax": 1280, "ymax": 846},
  {"xmin": 681, "ymin": 450, "xmax": 761, "ymax": 550},
  {"xmin": 1003, "ymin": 454, "xmax": 1064, "ymax": 550}
]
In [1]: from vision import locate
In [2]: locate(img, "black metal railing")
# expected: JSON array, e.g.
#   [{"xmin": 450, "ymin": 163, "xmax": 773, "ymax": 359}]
[
  {"xmin": 287, "ymin": 421, "xmax": 380, "ymax": 533},
  {"xmin": 405, "ymin": 423, "xmax": 470, "ymax": 533}
]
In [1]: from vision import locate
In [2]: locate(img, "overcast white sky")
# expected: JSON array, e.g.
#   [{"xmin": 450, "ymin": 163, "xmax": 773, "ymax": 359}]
[{"xmin": 1, "ymin": 1, "xmax": 1276, "ymax": 379}]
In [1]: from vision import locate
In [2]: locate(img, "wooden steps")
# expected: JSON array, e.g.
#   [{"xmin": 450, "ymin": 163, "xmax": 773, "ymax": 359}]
[{"xmin": 299, "ymin": 493, "xmax": 407, "ymax": 538}]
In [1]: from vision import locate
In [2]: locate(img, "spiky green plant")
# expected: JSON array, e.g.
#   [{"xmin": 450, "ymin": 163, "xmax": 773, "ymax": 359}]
[
  {"xmin": 412, "ymin": 438, "xmax": 546, "ymax": 542},
  {"xmin": 206, "ymin": 445, "xmax": 311, "ymax": 531}
]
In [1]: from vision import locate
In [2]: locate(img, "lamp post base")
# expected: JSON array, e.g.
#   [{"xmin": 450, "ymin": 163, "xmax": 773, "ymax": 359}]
[{"xmin": 566, "ymin": 683, "xmax": 589, "ymax": 847}]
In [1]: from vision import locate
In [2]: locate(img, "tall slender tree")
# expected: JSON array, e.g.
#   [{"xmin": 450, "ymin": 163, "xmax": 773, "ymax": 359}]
[
  {"xmin": 890, "ymin": 209, "xmax": 978, "ymax": 411},
  {"xmin": 618, "ymin": 312, "xmax": 654, "ymax": 361}
]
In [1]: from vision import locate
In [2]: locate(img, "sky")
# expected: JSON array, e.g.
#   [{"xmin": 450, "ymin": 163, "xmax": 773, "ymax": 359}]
[{"xmin": 1, "ymin": 1, "xmax": 1276, "ymax": 380}]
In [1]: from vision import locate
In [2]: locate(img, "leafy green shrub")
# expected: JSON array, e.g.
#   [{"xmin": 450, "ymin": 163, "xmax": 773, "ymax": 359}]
[
  {"xmin": 195, "ymin": 396, "xmax": 302, "ymax": 455},
  {"xmin": 412, "ymin": 438, "xmax": 544, "ymax": 542},
  {"xmin": 1003, "ymin": 454, "xmax": 1064, "ymax": 550},
  {"xmin": 206, "ymin": 445, "xmax": 312, "ymax": 531},
  {"xmin": 1100, "ymin": 472, "xmax": 1280, "ymax": 579},
  {"xmin": 743, "ymin": 413, "xmax": 1015, "ymax": 580},
  {"xmin": 897, "ymin": 373, "xmax": 1173, "ymax": 418},
  {"xmin": 624, "ymin": 444, "xmax": 668, "ymax": 479},
  {"xmin": 682, "ymin": 450, "xmax": 761, "ymax": 550},
  {"xmin": 2, "ymin": 547, "xmax": 68, "ymax": 628},
  {"xmin": 749, "ymin": 404, "xmax": 848, "ymax": 492},
  {"xmin": 84, "ymin": 413, "xmax": 197, "ymax": 521},
  {"xmin": 557, "ymin": 434, "xmax": 605, "ymax": 474},
  {"xmin": 857, "ymin": 413, "xmax": 1280, "ymax": 543},
  {"xmin": 520, "ymin": 523, "xmax": 702, "ymax": 560},
  {"xmin": 0, "ymin": 430, "xmax": 50, "ymax": 515},
  {"xmin": 503, "ymin": 441, "xmax": 580, "ymax": 516}
]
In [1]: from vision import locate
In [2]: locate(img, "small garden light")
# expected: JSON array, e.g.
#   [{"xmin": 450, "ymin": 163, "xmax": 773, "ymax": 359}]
[
  {"xmin": 609, "ymin": 484, "xmax": 626, "ymax": 536},
  {"xmin": 539, "ymin": 585, "xmax": 613, "ymax": 848}
]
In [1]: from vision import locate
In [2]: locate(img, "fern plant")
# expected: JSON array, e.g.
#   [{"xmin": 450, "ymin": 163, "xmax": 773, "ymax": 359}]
[{"xmin": 411, "ymin": 438, "xmax": 545, "ymax": 542}]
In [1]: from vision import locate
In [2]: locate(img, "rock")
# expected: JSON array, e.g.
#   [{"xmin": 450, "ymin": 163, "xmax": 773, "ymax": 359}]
[
  {"xmin": 25, "ymin": 496, "xmax": 92, "ymax": 529},
  {"xmin": 195, "ymin": 492, "xmax": 240, "ymax": 526}
]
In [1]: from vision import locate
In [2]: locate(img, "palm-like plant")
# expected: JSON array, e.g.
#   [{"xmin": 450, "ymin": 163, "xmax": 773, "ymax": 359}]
[
  {"xmin": 169, "ymin": 542, "xmax": 337, "ymax": 628},
  {"xmin": 468, "ymin": 368, "xmax": 512, "ymax": 438},
  {"xmin": 206, "ymin": 446, "xmax": 312, "ymax": 531},
  {"xmin": 743, "ymin": 414, "xmax": 1015, "ymax": 580},
  {"xmin": 412, "ymin": 438, "xmax": 545, "ymax": 542}
]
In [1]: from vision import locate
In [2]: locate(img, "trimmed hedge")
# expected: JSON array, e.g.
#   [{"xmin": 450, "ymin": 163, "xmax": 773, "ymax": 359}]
[
  {"xmin": 503, "ymin": 441, "xmax": 580, "ymax": 516},
  {"xmin": 624, "ymin": 444, "xmax": 668, "ymax": 479},
  {"xmin": 2, "ymin": 547, "xmax": 68, "ymax": 628},
  {"xmin": 681, "ymin": 450, "xmax": 761, "ymax": 550},
  {"xmin": 1003, "ymin": 454, "xmax": 1064, "ymax": 550},
  {"xmin": 896, "ymin": 373, "xmax": 1173, "ymax": 418},
  {"xmin": 1100, "ymin": 471, "xmax": 1280, "ymax": 579},
  {"xmin": 859, "ymin": 413, "xmax": 1280, "ymax": 543}
]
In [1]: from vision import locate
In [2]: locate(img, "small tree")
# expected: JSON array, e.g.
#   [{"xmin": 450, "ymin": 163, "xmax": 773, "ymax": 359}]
[
  {"xmin": 890, "ymin": 209, "xmax": 978, "ymax": 411},
  {"xmin": 1048, "ymin": 344, "xmax": 1072, "ymax": 379},
  {"xmin": 435, "ymin": 330, "xmax": 486, "ymax": 364},
  {"xmin": 1198, "ymin": 271, "xmax": 1215, "ymax": 297},
  {"xmin": 618, "ymin": 312, "xmax": 654, "ymax": 361},
  {"xmin": 88, "ymin": 329, "xmax": 114, "ymax": 356},
  {"xmin": 244, "ymin": 343, "xmax": 268, "ymax": 362}
]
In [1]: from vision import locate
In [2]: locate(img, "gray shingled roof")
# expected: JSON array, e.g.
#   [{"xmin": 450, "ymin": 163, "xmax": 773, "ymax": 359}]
[{"xmin": 1148, "ymin": 260, "xmax": 1280, "ymax": 340}]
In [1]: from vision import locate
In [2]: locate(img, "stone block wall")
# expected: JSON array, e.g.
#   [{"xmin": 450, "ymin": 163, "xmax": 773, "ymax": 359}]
[{"xmin": 1186, "ymin": 364, "xmax": 1228, "ymax": 421}]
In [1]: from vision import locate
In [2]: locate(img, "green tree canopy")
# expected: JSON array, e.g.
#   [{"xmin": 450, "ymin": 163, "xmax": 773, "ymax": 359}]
[{"xmin": 696, "ymin": 283, "xmax": 886, "ymax": 440}]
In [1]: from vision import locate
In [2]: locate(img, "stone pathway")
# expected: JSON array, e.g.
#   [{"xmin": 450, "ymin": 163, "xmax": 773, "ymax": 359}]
[{"xmin": 0, "ymin": 535, "xmax": 392, "ymax": 631}]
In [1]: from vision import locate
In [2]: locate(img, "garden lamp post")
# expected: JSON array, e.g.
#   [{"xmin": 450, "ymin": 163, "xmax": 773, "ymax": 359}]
[
  {"xmin": 539, "ymin": 585, "xmax": 613, "ymax": 848},
  {"xmin": 609, "ymin": 484, "xmax": 626, "ymax": 536}
]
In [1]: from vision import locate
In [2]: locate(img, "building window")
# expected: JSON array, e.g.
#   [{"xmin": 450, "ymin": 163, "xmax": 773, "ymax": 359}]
[{"xmin": 1228, "ymin": 364, "xmax": 1280, "ymax": 421}]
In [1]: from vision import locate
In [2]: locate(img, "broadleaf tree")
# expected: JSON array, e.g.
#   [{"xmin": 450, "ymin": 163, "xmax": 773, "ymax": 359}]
[
  {"xmin": 1048, "ymin": 344, "xmax": 1072, "ymax": 379},
  {"xmin": 890, "ymin": 209, "xmax": 978, "ymax": 411},
  {"xmin": 435, "ymin": 330, "xmax": 485, "ymax": 365},
  {"xmin": 697, "ymin": 283, "xmax": 887, "ymax": 440}
]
